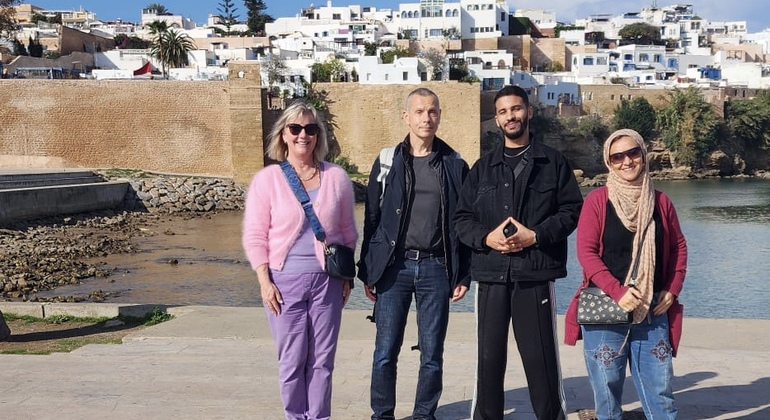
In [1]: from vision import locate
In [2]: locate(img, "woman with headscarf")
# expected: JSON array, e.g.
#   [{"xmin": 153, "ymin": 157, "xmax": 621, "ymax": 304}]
[{"xmin": 564, "ymin": 129, "xmax": 688, "ymax": 420}]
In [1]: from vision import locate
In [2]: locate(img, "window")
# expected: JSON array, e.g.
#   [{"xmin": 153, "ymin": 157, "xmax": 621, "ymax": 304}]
[
  {"xmin": 639, "ymin": 53, "xmax": 649, "ymax": 62},
  {"xmin": 501, "ymin": 12, "xmax": 505, "ymax": 21},
  {"xmin": 654, "ymin": 54, "xmax": 662, "ymax": 63},
  {"xmin": 333, "ymin": 13, "xmax": 341, "ymax": 20},
  {"xmin": 407, "ymin": 11, "xmax": 413, "ymax": 18},
  {"xmin": 547, "ymin": 92, "xmax": 555, "ymax": 100},
  {"xmin": 624, "ymin": 54, "xmax": 633, "ymax": 60},
  {"xmin": 611, "ymin": 94, "xmax": 615, "ymax": 100},
  {"xmin": 583, "ymin": 57, "xmax": 594, "ymax": 65},
  {"xmin": 429, "ymin": 29, "xmax": 442, "ymax": 37},
  {"xmin": 366, "ymin": 73, "xmax": 371, "ymax": 81},
  {"xmin": 453, "ymin": 9, "xmax": 458, "ymax": 17},
  {"xmin": 385, "ymin": 74, "xmax": 389, "ymax": 81},
  {"xmin": 401, "ymin": 11, "xmax": 407, "ymax": 18},
  {"xmin": 597, "ymin": 57, "xmax": 607, "ymax": 65},
  {"xmin": 403, "ymin": 71, "xmax": 408, "ymax": 81}
]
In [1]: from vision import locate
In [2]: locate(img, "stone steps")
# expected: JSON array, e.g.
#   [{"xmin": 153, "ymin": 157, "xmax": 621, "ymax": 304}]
[{"xmin": 0, "ymin": 170, "xmax": 129, "ymax": 224}]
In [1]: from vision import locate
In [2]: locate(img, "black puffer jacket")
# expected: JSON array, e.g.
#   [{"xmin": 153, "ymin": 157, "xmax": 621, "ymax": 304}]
[
  {"xmin": 453, "ymin": 139, "xmax": 583, "ymax": 283},
  {"xmin": 357, "ymin": 136, "xmax": 471, "ymax": 288}
]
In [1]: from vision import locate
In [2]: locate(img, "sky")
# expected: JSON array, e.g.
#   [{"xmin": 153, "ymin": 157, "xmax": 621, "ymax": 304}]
[{"xmin": 27, "ymin": 0, "xmax": 770, "ymax": 32}]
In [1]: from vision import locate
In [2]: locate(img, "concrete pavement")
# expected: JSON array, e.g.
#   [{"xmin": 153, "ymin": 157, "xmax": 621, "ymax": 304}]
[{"xmin": 1, "ymin": 304, "xmax": 769, "ymax": 419}]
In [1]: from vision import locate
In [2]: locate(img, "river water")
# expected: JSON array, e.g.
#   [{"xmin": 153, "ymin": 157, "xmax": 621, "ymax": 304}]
[{"xmin": 36, "ymin": 178, "xmax": 770, "ymax": 319}]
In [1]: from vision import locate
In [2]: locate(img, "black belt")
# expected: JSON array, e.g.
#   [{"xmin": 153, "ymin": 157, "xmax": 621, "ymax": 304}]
[{"xmin": 400, "ymin": 249, "xmax": 443, "ymax": 261}]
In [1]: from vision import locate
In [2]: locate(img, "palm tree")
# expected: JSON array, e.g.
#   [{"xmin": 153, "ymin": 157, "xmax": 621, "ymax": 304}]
[
  {"xmin": 150, "ymin": 27, "xmax": 196, "ymax": 78},
  {"xmin": 145, "ymin": 3, "xmax": 168, "ymax": 15},
  {"xmin": 146, "ymin": 20, "xmax": 168, "ymax": 77}
]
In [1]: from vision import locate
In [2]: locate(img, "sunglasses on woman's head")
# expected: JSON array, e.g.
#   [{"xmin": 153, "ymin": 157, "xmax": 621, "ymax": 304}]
[
  {"xmin": 286, "ymin": 123, "xmax": 320, "ymax": 136},
  {"xmin": 609, "ymin": 146, "xmax": 643, "ymax": 164}
]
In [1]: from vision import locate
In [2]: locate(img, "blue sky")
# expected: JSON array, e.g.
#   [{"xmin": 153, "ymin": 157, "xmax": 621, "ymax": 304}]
[{"xmin": 28, "ymin": 0, "xmax": 770, "ymax": 32}]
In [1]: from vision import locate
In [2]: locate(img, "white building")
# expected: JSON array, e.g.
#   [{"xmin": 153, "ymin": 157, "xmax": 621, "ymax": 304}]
[
  {"xmin": 460, "ymin": 0, "xmax": 508, "ymax": 39},
  {"xmin": 465, "ymin": 49, "xmax": 511, "ymax": 90},
  {"xmin": 140, "ymin": 8, "xmax": 197, "ymax": 31},
  {"xmin": 396, "ymin": 0, "xmax": 461, "ymax": 40},
  {"xmin": 571, "ymin": 52, "xmax": 611, "ymax": 77},
  {"xmin": 358, "ymin": 56, "xmax": 422, "ymax": 84}
]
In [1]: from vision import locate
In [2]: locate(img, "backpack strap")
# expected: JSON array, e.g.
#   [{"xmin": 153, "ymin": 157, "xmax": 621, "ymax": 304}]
[{"xmin": 377, "ymin": 146, "xmax": 396, "ymax": 207}]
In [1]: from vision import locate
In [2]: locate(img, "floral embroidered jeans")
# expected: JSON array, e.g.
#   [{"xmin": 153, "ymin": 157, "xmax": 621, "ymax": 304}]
[{"xmin": 581, "ymin": 311, "xmax": 677, "ymax": 420}]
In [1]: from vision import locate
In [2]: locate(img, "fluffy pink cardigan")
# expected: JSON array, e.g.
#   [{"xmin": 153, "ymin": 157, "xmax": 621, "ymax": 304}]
[{"xmin": 242, "ymin": 162, "xmax": 358, "ymax": 272}]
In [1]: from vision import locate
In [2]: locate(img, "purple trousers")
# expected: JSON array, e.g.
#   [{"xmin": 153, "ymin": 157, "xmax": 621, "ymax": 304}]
[{"xmin": 266, "ymin": 271, "xmax": 344, "ymax": 420}]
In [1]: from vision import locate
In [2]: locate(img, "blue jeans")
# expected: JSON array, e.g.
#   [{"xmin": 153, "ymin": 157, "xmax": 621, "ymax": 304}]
[
  {"xmin": 370, "ymin": 256, "xmax": 451, "ymax": 420},
  {"xmin": 581, "ymin": 311, "xmax": 676, "ymax": 420}
]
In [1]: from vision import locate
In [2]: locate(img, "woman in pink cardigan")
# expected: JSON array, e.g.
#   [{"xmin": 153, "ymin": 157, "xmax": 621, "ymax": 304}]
[
  {"xmin": 242, "ymin": 101, "xmax": 358, "ymax": 420},
  {"xmin": 564, "ymin": 129, "xmax": 687, "ymax": 420}
]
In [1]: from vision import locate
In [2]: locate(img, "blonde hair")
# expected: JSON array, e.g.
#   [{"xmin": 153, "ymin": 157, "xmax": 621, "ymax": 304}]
[{"xmin": 265, "ymin": 101, "xmax": 329, "ymax": 162}]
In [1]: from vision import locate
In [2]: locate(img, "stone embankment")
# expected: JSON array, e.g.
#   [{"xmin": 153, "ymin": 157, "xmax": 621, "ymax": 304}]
[{"xmin": 113, "ymin": 175, "xmax": 246, "ymax": 213}]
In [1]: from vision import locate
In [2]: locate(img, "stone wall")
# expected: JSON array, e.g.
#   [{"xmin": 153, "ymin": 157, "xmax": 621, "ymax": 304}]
[
  {"xmin": 310, "ymin": 82, "xmax": 481, "ymax": 173},
  {"xmin": 0, "ymin": 79, "xmax": 233, "ymax": 176}
]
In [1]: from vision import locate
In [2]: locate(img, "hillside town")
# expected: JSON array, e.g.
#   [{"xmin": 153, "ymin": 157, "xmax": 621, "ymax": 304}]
[{"xmin": 1, "ymin": 2, "xmax": 769, "ymax": 96}]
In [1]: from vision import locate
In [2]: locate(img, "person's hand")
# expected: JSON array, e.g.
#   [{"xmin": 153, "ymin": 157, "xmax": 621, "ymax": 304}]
[
  {"xmin": 617, "ymin": 286, "xmax": 643, "ymax": 312},
  {"xmin": 364, "ymin": 285, "xmax": 377, "ymax": 302},
  {"xmin": 260, "ymin": 281, "xmax": 283, "ymax": 315},
  {"xmin": 485, "ymin": 218, "xmax": 519, "ymax": 253},
  {"xmin": 342, "ymin": 280, "xmax": 351, "ymax": 306},
  {"xmin": 484, "ymin": 218, "xmax": 534, "ymax": 254},
  {"xmin": 653, "ymin": 291, "xmax": 675, "ymax": 316},
  {"xmin": 451, "ymin": 284, "xmax": 469, "ymax": 302}
]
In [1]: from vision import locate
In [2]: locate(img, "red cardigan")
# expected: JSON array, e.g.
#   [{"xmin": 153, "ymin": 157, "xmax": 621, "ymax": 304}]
[{"xmin": 564, "ymin": 186, "xmax": 688, "ymax": 356}]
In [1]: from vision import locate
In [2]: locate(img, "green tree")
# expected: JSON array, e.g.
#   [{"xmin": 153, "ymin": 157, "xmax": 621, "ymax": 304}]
[
  {"xmin": 12, "ymin": 37, "xmax": 26, "ymax": 55},
  {"xmin": 146, "ymin": 20, "xmax": 169, "ymax": 76},
  {"xmin": 0, "ymin": 0, "xmax": 20, "ymax": 40},
  {"xmin": 244, "ymin": 0, "xmax": 274, "ymax": 35},
  {"xmin": 618, "ymin": 22, "xmax": 661, "ymax": 45},
  {"xmin": 725, "ymin": 93, "xmax": 770, "ymax": 150},
  {"xmin": 449, "ymin": 58, "xmax": 469, "ymax": 81},
  {"xmin": 216, "ymin": 0, "xmax": 239, "ymax": 36},
  {"xmin": 576, "ymin": 114, "xmax": 610, "ymax": 144},
  {"xmin": 310, "ymin": 57, "xmax": 346, "ymax": 82},
  {"xmin": 363, "ymin": 41, "xmax": 377, "ymax": 56},
  {"xmin": 380, "ymin": 45, "xmax": 414, "ymax": 64},
  {"xmin": 613, "ymin": 97, "xmax": 656, "ymax": 140},
  {"xmin": 656, "ymin": 87, "xmax": 719, "ymax": 165},
  {"xmin": 115, "ymin": 34, "xmax": 150, "ymax": 49},
  {"xmin": 27, "ymin": 36, "xmax": 43, "ymax": 57},
  {"xmin": 145, "ymin": 3, "xmax": 168, "ymax": 14},
  {"xmin": 30, "ymin": 12, "xmax": 46, "ymax": 25},
  {"xmin": 422, "ymin": 48, "xmax": 446, "ymax": 81}
]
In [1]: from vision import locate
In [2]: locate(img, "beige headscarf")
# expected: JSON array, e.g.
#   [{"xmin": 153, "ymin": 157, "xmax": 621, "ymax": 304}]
[{"xmin": 603, "ymin": 129, "xmax": 656, "ymax": 323}]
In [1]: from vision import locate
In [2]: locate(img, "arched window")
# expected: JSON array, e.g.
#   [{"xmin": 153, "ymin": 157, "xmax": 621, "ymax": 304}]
[
  {"xmin": 402, "ymin": 11, "xmax": 407, "ymax": 18},
  {"xmin": 453, "ymin": 9, "xmax": 458, "ymax": 17},
  {"xmin": 407, "ymin": 11, "xmax": 413, "ymax": 18}
]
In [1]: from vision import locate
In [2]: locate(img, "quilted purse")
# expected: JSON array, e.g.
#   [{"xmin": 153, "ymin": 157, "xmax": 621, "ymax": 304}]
[
  {"xmin": 577, "ymin": 224, "xmax": 650, "ymax": 325},
  {"xmin": 577, "ymin": 287, "xmax": 631, "ymax": 324}
]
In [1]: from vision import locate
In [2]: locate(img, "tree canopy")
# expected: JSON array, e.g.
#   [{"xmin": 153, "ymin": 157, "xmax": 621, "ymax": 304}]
[
  {"xmin": 0, "ymin": 0, "xmax": 20, "ymax": 40},
  {"xmin": 145, "ymin": 3, "xmax": 168, "ymax": 14},
  {"xmin": 614, "ymin": 97, "xmax": 656, "ymax": 140},
  {"xmin": 216, "ymin": 0, "xmax": 239, "ymax": 36},
  {"xmin": 618, "ymin": 22, "xmax": 661, "ymax": 45},
  {"xmin": 656, "ymin": 87, "xmax": 719, "ymax": 165},
  {"xmin": 244, "ymin": 0, "xmax": 273, "ymax": 35},
  {"xmin": 726, "ymin": 93, "xmax": 770, "ymax": 150}
]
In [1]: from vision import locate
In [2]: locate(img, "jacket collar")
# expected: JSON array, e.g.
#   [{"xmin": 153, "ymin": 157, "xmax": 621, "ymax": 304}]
[
  {"xmin": 489, "ymin": 134, "xmax": 544, "ymax": 166},
  {"xmin": 399, "ymin": 134, "xmax": 453, "ymax": 163}
]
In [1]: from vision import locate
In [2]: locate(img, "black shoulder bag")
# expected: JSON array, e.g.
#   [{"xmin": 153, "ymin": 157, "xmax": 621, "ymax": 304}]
[{"xmin": 279, "ymin": 161, "xmax": 356, "ymax": 281}]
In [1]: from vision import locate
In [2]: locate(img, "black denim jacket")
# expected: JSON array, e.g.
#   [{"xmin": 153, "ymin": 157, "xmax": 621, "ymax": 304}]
[{"xmin": 453, "ymin": 139, "xmax": 583, "ymax": 283}]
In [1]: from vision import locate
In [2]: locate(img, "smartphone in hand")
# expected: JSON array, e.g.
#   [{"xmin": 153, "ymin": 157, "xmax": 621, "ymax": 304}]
[{"xmin": 503, "ymin": 221, "xmax": 517, "ymax": 237}]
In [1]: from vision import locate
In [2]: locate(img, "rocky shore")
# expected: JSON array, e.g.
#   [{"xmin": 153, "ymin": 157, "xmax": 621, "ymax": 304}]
[{"xmin": 2, "ymin": 168, "xmax": 768, "ymax": 303}]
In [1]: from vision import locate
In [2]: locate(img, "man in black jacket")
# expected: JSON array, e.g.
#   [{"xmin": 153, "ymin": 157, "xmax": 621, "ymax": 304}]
[
  {"xmin": 453, "ymin": 85, "xmax": 583, "ymax": 420},
  {"xmin": 357, "ymin": 87, "xmax": 471, "ymax": 420}
]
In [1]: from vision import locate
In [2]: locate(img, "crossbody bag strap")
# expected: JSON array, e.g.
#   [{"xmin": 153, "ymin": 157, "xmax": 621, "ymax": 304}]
[
  {"xmin": 627, "ymin": 222, "xmax": 651, "ymax": 286},
  {"xmin": 279, "ymin": 161, "xmax": 327, "ymax": 243}
]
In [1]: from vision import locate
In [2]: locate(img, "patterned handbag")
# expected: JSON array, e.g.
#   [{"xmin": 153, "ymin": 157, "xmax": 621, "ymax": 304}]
[
  {"xmin": 577, "ymin": 224, "xmax": 650, "ymax": 325},
  {"xmin": 577, "ymin": 287, "xmax": 632, "ymax": 324}
]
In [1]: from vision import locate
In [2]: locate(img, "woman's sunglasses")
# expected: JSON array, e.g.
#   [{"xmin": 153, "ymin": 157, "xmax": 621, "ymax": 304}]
[
  {"xmin": 609, "ymin": 146, "xmax": 643, "ymax": 164},
  {"xmin": 286, "ymin": 123, "xmax": 320, "ymax": 136}
]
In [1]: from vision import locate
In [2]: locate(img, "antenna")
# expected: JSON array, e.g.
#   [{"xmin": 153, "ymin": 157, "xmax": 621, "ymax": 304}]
[{"xmin": 652, "ymin": 0, "xmax": 657, "ymax": 7}]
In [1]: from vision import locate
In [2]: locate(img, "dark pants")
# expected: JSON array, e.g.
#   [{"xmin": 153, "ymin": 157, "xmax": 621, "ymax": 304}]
[
  {"xmin": 370, "ymin": 256, "xmax": 451, "ymax": 420},
  {"xmin": 472, "ymin": 281, "xmax": 566, "ymax": 420}
]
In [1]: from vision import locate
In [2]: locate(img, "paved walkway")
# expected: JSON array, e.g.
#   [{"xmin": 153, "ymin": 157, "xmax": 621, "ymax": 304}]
[{"xmin": 1, "ymin": 305, "xmax": 768, "ymax": 419}]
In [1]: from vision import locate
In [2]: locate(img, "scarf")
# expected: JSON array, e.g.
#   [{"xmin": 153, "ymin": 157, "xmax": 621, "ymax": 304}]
[{"xmin": 603, "ymin": 129, "xmax": 656, "ymax": 324}]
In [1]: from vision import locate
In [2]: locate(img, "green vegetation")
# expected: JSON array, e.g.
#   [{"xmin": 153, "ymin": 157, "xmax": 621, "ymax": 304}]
[
  {"xmin": 244, "ymin": 0, "xmax": 273, "ymax": 36},
  {"xmin": 657, "ymin": 87, "xmax": 719, "ymax": 165},
  {"xmin": 725, "ymin": 92, "xmax": 770, "ymax": 150},
  {"xmin": 310, "ymin": 57, "xmax": 346, "ymax": 83},
  {"xmin": 618, "ymin": 22, "xmax": 661, "ymax": 45},
  {"xmin": 216, "ymin": 0, "xmax": 239, "ymax": 36},
  {"xmin": 0, "ymin": 0, "xmax": 20, "ymax": 40},
  {"xmin": 613, "ymin": 97, "xmax": 656, "ymax": 140},
  {"xmin": 380, "ymin": 45, "xmax": 414, "ymax": 64}
]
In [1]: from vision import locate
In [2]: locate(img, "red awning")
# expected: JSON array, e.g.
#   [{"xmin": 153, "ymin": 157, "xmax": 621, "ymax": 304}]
[{"xmin": 133, "ymin": 61, "xmax": 152, "ymax": 76}]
